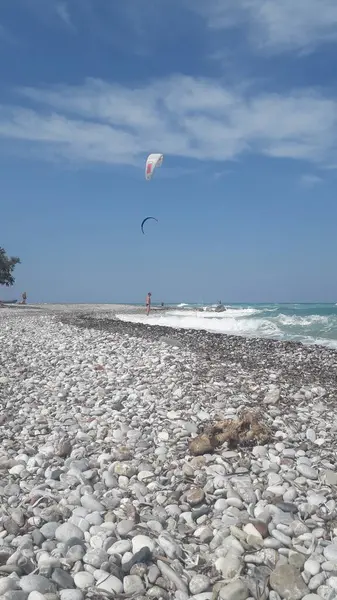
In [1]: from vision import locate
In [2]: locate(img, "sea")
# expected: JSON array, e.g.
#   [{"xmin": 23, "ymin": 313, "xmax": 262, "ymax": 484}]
[{"xmin": 118, "ymin": 303, "xmax": 337, "ymax": 349}]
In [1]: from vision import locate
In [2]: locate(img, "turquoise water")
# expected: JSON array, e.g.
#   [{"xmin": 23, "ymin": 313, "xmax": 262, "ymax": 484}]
[{"xmin": 118, "ymin": 303, "xmax": 337, "ymax": 349}]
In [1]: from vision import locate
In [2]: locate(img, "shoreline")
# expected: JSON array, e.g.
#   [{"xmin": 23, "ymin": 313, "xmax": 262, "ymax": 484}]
[
  {"xmin": 3, "ymin": 302, "xmax": 337, "ymax": 352},
  {"xmin": 2, "ymin": 304, "xmax": 337, "ymax": 382},
  {"xmin": 58, "ymin": 309, "xmax": 337, "ymax": 387}
]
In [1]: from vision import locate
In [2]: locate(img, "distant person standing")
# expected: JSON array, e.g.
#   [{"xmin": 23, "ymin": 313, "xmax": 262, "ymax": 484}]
[
  {"xmin": 146, "ymin": 292, "xmax": 152, "ymax": 315},
  {"xmin": 21, "ymin": 292, "xmax": 27, "ymax": 305}
]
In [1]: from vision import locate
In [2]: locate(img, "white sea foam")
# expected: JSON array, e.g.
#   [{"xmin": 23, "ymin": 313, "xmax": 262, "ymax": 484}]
[
  {"xmin": 117, "ymin": 303, "xmax": 337, "ymax": 349},
  {"xmin": 117, "ymin": 311, "xmax": 280, "ymax": 337}
]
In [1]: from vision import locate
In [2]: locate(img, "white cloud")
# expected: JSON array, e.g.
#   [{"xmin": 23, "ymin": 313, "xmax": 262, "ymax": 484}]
[
  {"xmin": 300, "ymin": 174, "xmax": 323, "ymax": 187},
  {"xmin": 193, "ymin": 0, "xmax": 337, "ymax": 53},
  {"xmin": 55, "ymin": 2, "xmax": 73, "ymax": 29},
  {"xmin": 0, "ymin": 76, "xmax": 336, "ymax": 168}
]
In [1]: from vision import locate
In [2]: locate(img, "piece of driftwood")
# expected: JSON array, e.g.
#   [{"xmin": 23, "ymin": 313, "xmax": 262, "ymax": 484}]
[{"xmin": 189, "ymin": 410, "xmax": 271, "ymax": 456}]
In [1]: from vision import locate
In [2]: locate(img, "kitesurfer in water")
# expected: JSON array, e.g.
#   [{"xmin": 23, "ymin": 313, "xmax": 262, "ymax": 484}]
[{"xmin": 146, "ymin": 292, "xmax": 152, "ymax": 315}]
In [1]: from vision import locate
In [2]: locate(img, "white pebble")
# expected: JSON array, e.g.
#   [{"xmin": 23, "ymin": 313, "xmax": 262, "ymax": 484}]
[
  {"xmin": 132, "ymin": 535, "xmax": 155, "ymax": 554},
  {"xmin": 304, "ymin": 559, "xmax": 320, "ymax": 576}
]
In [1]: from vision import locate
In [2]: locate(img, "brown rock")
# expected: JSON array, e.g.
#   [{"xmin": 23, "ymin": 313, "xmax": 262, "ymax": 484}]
[
  {"xmin": 55, "ymin": 437, "xmax": 72, "ymax": 458},
  {"xmin": 250, "ymin": 520, "xmax": 269, "ymax": 538},
  {"xmin": 185, "ymin": 487, "xmax": 205, "ymax": 507},
  {"xmin": 188, "ymin": 434, "xmax": 213, "ymax": 456}
]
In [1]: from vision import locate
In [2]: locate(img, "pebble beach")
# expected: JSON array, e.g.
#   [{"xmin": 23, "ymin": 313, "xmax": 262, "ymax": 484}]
[{"xmin": 1, "ymin": 305, "xmax": 337, "ymax": 600}]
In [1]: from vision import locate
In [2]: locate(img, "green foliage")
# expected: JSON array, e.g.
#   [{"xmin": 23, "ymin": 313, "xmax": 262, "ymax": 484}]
[{"xmin": 0, "ymin": 247, "xmax": 21, "ymax": 287}]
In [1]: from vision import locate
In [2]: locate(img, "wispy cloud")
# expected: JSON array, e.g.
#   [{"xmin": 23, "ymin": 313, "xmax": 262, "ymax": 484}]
[
  {"xmin": 300, "ymin": 173, "xmax": 323, "ymax": 187},
  {"xmin": 0, "ymin": 76, "xmax": 336, "ymax": 168},
  {"xmin": 55, "ymin": 2, "xmax": 74, "ymax": 30},
  {"xmin": 192, "ymin": 0, "xmax": 337, "ymax": 54},
  {"xmin": 213, "ymin": 170, "xmax": 232, "ymax": 180}
]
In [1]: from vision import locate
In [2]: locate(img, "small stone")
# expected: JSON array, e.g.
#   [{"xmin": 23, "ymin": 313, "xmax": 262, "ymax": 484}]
[
  {"xmin": 114, "ymin": 462, "xmax": 137, "ymax": 477},
  {"xmin": 148, "ymin": 586, "xmax": 170, "ymax": 599},
  {"xmin": 289, "ymin": 552, "xmax": 306, "ymax": 569},
  {"xmin": 83, "ymin": 549, "xmax": 108, "ymax": 569},
  {"xmin": 271, "ymin": 530, "xmax": 292, "ymax": 546},
  {"xmin": 116, "ymin": 520, "xmax": 134, "ymax": 537},
  {"xmin": 307, "ymin": 493, "xmax": 325, "ymax": 507},
  {"xmin": 186, "ymin": 488, "xmax": 205, "ymax": 506},
  {"xmin": 323, "ymin": 470, "xmax": 337, "ymax": 486},
  {"xmin": 304, "ymin": 560, "xmax": 320, "ymax": 576},
  {"xmin": 189, "ymin": 434, "xmax": 213, "ymax": 456},
  {"xmin": 215, "ymin": 555, "xmax": 242, "ymax": 579},
  {"xmin": 167, "ymin": 410, "xmax": 180, "ymax": 419},
  {"xmin": 55, "ymin": 437, "xmax": 72, "ymax": 458},
  {"xmin": 189, "ymin": 575, "xmax": 210, "ymax": 595},
  {"xmin": 59, "ymin": 592, "xmax": 84, "ymax": 600},
  {"xmin": 27, "ymin": 593, "xmax": 46, "ymax": 600},
  {"xmin": 264, "ymin": 388, "xmax": 280, "ymax": 405},
  {"xmin": 132, "ymin": 535, "xmax": 155, "ymax": 554},
  {"xmin": 323, "ymin": 544, "xmax": 337, "ymax": 562},
  {"xmin": 5, "ymin": 593, "xmax": 31, "ymax": 600},
  {"xmin": 123, "ymin": 575, "xmax": 145, "ymax": 595},
  {"xmin": 51, "ymin": 568, "xmax": 75, "ymax": 589},
  {"xmin": 108, "ymin": 540, "xmax": 131, "ymax": 555},
  {"xmin": 67, "ymin": 545, "xmax": 85, "ymax": 562},
  {"xmin": 122, "ymin": 547, "xmax": 152, "ymax": 573},
  {"xmin": 80, "ymin": 495, "xmax": 104, "ymax": 512},
  {"xmin": 317, "ymin": 586, "xmax": 336, "ymax": 599},
  {"xmin": 296, "ymin": 464, "xmax": 318, "ymax": 480},
  {"xmin": 55, "ymin": 524, "xmax": 84, "ymax": 544},
  {"xmin": 327, "ymin": 575, "xmax": 337, "ymax": 589},
  {"xmin": 3, "ymin": 517, "xmax": 20, "ymax": 535},
  {"xmin": 306, "ymin": 429, "xmax": 316, "ymax": 442},
  {"xmin": 19, "ymin": 575, "xmax": 56, "ymax": 594},
  {"xmin": 308, "ymin": 573, "xmax": 326, "ymax": 590},
  {"xmin": 322, "ymin": 561, "xmax": 337, "ymax": 572},
  {"xmin": 9, "ymin": 465, "xmax": 25, "ymax": 476},
  {"xmin": 195, "ymin": 526, "xmax": 213, "ymax": 543},
  {"xmin": 40, "ymin": 522, "xmax": 59, "ymax": 540},
  {"xmin": 158, "ymin": 534, "xmax": 181, "ymax": 559},
  {"xmin": 251, "ymin": 521, "xmax": 269, "ymax": 538},
  {"xmin": 219, "ymin": 580, "xmax": 249, "ymax": 600},
  {"xmin": 275, "ymin": 502, "xmax": 298, "ymax": 513},
  {"xmin": 0, "ymin": 578, "xmax": 18, "ymax": 594},
  {"xmin": 73, "ymin": 572, "xmax": 95, "ymax": 590},
  {"xmin": 157, "ymin": 560, "xmax": 188, "ymax": 595},
  {"xmin": 270, "ymin": 564, "xmax": 309, "ymax": 600},
  {"xmin": 243, "ymin": 523, "xmax": 263, "ymax": 539},
  {"xmin": 96, "ymin": 574, "xmax": 123, "ymax": 594},
  {"xmin": 148, "ymin": 565, "xmax": 160, "ymax": 584},
  {"xmin": 0, "ymin": 547, "xmax": 15, "ymax": 565}
]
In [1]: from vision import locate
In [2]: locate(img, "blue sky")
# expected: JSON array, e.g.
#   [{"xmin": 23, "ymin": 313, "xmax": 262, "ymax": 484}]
[{"xmin": 1, "ymin": 0, "xmax": 337, "ymax": 303}]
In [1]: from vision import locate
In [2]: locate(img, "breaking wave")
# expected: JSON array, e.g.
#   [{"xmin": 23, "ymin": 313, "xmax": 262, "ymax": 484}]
[{"xmin": 117, "ymin": 303, "xmax": 337, "ymax": 349}]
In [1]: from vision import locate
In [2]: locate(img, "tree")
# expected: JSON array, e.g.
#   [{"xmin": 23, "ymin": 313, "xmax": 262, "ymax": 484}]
[{"xmin": 0, "ymin": 247, "xmax": 21, "ymax": 287}]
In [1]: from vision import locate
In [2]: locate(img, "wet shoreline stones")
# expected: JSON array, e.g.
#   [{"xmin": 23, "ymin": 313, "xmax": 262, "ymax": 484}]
[{"xmin": 1, "ymin": 307, "xmax": 337, "ymax": 599}]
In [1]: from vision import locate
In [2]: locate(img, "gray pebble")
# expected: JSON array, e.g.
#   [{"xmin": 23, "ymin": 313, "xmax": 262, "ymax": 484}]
[
  {"xmin": 40, "ymin": 523, "xmax": 59, "ymax": 540},
  {"xmin": 19, "ymin": 575, "xmax": 56, "ymax": 595},
  {"xmin": 55, "ymin": 524, "xmax": 84, "ymax": 544},
  {"xmin": 123, "ymin": 575, "xmax": 145, "ymax": 594},
  {"xmin": 73, "ymin": 572, "xmax": 95, "ymax": 590},
  {"xmin": 59, "ymin": 592, "xmax": 84, "ymax": 600},
  {"xmin": 189, "ymin": 575, "xmax": 210, "ymax": 595}
]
